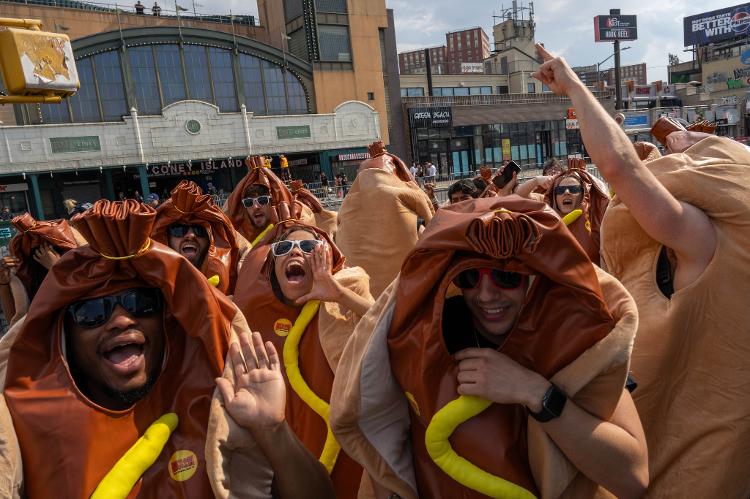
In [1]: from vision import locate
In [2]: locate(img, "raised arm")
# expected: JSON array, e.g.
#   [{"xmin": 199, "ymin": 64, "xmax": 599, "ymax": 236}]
[{"xmin": 532, "ymin": 44, "xmax": 715, "ymax": 287}]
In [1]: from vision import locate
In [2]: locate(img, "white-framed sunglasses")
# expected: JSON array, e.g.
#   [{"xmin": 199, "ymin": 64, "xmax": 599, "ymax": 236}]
[{"xmin": 270, "ymin": 239, "xmax": 322, "ymax": 257}]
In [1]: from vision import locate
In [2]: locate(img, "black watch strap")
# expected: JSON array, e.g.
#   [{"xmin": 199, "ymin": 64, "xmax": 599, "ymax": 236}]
[{"xmin": 529, "ymin": 383, "xmax": 567, "ymax": 422}]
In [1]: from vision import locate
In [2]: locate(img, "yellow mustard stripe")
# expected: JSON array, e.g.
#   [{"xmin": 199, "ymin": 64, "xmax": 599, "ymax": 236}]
[
  {"xmin": 91, "ymin": 412, "xmax": 179, "ymax": 499},
  {"xmin": 251, "ymin": 223, "xmax": 275, "ymax": 248},
  {"xmin": 561, "ymin": 208, "xmax": 583, "ymax": 226},
  {"xmin": 282, "ymin": 300, "xmax": 341, "ymax": 473},
  {"xmin": 100, "ymin": 240, "xmax": 152, "ymax": 260},
  {"xmin": 425, "ymin": 396, "xmax": 537, "ymax": 499},
  {"xmin": 207, "ymin": 275, "xmax": 220, "ymax": 287}
]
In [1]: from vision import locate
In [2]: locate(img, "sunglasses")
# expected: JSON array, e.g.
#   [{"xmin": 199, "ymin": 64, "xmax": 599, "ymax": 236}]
[
  {"xmin": 554, "ymin": 185, "xmax": 583, "ymax": 196},
  {"xmin": 270, "ymin": 239, "xmax": 321, "ymax": 257},
  {"xmin": 242, "ymin": 195, "xmax": 271, "ymax": 208},
  {"xmin": 67, "ymin": 288, "xmax": 163, "ymax": 329},
  {"xmin": 452, "ymin": 268, "xmax": 525, "ymax": 290},
  {"xmin": 168, "ymin": 223, "xmax": 208, "ymax": 238}
]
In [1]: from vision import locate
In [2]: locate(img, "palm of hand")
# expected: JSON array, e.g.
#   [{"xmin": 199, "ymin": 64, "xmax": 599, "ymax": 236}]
[
  {"xmin": 297, "ymin": 245, "xmax": 339, "ymax": 303},
  {"xmin": 226, "ymin": 368, "xmax": 286, "ymax": 429}
]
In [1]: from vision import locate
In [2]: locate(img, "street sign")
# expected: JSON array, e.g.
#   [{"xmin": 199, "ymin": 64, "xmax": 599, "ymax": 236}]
[{"xmin": 594, "ymin": 15, "xmax": 638, "ymax": 42}]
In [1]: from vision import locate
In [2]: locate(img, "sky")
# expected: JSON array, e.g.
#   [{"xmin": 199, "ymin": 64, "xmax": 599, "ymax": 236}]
[{"xmin": 93, "ymin": 0, "xmax": 743, "ymax": 82}]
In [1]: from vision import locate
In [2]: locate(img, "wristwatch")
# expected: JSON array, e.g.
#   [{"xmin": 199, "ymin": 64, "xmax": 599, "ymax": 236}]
[{"xmin": 529, "ymin": 383, "xmax": 567, "ymax": 422}]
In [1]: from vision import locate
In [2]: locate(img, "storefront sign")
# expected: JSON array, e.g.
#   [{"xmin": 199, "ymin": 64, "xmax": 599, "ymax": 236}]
[
  {"xmin": 623, "ymin": 114, "xmax": 649, "ymax": 129},
  {"xmin": 565, "ymin": 119, "xmax": 579, "ymax": 130},
  {"xmin": 722, "ymin": 95, "xmax": 739, "ymax": 105},
  {"xmin": 684, "ymin": 3, "xmax": 750, "ymax": 46},
  {"xmin": 336, "ymin": 152, "xmax": 370, "ymax": 161},
  {"xmin": 501, "ymin": 138, "xmax": 511, "ymax": 160},
  {"xmin": 409, "ymin": 107, "xmax": 453, "ymax": 128},
  {"xmin": 276, "ymin": 126, "xmax": 311, "ymax": 140},
  {"xmin": 49, "ymin": 136, "xmax": 101, "ymax": 154},
  {"xmin": 461, "ymin": 63, "xmax": 484, "ymax": 74},
  {"xmin": 288, "ymin": 158, "xmax": 308, "ymax": 166},
  {"xmin": 0, "ymin": 183, "xmax": 28, "ymax": 193},
  {"xmin": 594, "ymin": 15, "xmax": 638, "ymax": 42},
  {"xmin": 148, "ymin": 158, "xmax": 245, "ymax": 177}
]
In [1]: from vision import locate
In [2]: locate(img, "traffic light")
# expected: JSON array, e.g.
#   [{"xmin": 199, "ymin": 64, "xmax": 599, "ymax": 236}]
[{"xmin": 0, "ymin": 17, "xmax": 79, "ymax": 104}]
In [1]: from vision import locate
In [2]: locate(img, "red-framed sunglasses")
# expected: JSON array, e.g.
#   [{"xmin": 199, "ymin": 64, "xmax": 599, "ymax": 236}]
[{"xmin": 452, "ymin": 268, "xmax": 526, "ymax": 290}]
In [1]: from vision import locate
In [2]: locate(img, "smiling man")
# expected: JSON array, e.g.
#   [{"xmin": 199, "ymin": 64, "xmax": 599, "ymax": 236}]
[{"xmin": 152, "ymin": 180, "xmax": 249, "ymax": 295}]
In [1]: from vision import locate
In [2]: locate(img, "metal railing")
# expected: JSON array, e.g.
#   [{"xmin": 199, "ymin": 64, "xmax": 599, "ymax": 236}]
[{"xmin": 402, "ymin": 91, "xmax": 612, "ymax": 107}]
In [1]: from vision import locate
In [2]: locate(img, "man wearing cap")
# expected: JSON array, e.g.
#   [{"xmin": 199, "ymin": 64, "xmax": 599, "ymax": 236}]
[
  {"xmin": 152, "ymin": 180, "xmax": 249, "ymax": 295},
  {"xmin": 146, "ymin": 193, "xmax": 160, "ymax": 208},
  {"xmin": 0, "ymin": 200, "xmax": 334, "ymax": 498}
]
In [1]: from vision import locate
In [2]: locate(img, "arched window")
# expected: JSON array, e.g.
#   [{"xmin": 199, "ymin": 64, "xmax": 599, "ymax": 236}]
[
  {"xmin": 68, "ymin": 58, "xmax": 100, "ymax": 122},
  {"xmin": 208, "ymin": 47, "xmax": 238, "ymax": 112},
  {"xmin": 286, "ymin": 72, "xmax": 307, "ymax": 114},
  {"xmin": 263, "ymin": 61, "xmax": 287, "ymax": 115},
  {"xmin": 184, "ymin": 45, "xmax": 212, "ymax": 102},
  {"xmin": 128, "ymin": 46, "xmax": 161, "ymax": 114},
  {"xmin": 238, "ymin": 53, "xmax": 266, "ymax": 116},
  {"xmin": 93, "ymin": 51, "xmax": 127, "ymax": 121},
  {"xmin": 155, "ymin": 45, "xmax": 186, "ymax": 105}
]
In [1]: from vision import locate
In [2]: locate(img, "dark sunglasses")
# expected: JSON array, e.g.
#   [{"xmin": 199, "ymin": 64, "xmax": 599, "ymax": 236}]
[
  {"xmin": 67, "ymin": 288, "xmax": 163, "ymax": 329},
  {"xmin": 242, "ymin": 195, "xmax": 271, "ymax": 208},
  {"xmin": 270, "ymin": 239, "xmax": 321, "ymax": 257},
  {"xmin": 554, "ymin": 185, "xmax": 583, "ymax": 196},
  {"xmin": 168, "ymin": 223, "xmax": 208, "ymax": 238},
  {"xmin": 452, "ymin": 268, "xmax": 525, "ymax": 290}
]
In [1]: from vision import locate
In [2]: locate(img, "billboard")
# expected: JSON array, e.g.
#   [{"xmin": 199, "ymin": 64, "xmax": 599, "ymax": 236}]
[
  {"xmin": 594, "ymin": 15, "xmax": 638, "ymax": 42},
  {"xmin": 684, "ymin": 3, "xmax": 750, "ymax": 46},
  {"xmin": 461, "ymin": 62, "xmax": 484, "ymax": 74}
]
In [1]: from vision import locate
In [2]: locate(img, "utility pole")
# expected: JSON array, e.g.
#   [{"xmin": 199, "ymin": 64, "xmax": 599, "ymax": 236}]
[
  {"xmin": 425, "ymin": 48, "xmax": 434, "ymax": 97},
  {"xmin": 611, "ymin": 9, "xmax": 623, "ymax": 110}
]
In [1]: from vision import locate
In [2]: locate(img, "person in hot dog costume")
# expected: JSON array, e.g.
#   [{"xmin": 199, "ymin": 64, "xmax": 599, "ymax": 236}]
[
  {"xmin": 335, "ymin": 141, "xmax": 435, "ymax": 298},
  {"xmin": 0, "ymin": 200, "xmax": 334, "ymax": 498},
  {"xmin": 535, "ymin": 43, "xmax": 750, "ymax": 497},
  {"xmin": 152, "ymin": 180, "xmax": 250, "ymax": 295},
  {"xmin": 330, "ymin": 196, "xmax": 647, "ymax": 499},
  {"xmin": 233, "ymin": 220, "xmax": 374, "ymax": 498}
]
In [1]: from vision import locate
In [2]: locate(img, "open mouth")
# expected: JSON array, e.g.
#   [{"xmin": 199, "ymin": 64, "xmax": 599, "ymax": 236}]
[
  {"xmin": 180, "ymin": 242, "xmax": 198, "ymax": 258},
  {"xmin": 102, "ymin": 334, "xmax": 146, "ymax": 375},
  {"xmin": 562, "ymin": 198, "xmax": 574, "ymax": 207},
  {"xmin": 285, "ymin": 261, "xmax": 307, "ymax": 283},
  {"xmin": 479, "ymin": 305, "xmax": 510, "ymax": 320}
]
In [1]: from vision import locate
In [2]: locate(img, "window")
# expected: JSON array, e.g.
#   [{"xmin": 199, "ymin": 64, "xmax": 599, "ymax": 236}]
[
  {"xmin": 285, "ymin": 71, "xmax": 307, "ymax": 114},
  {"xmin": 209, "ymin": 47, "xmax": 238, "ymax": 111},
  {"xmin": 481, "ymin": 86, "xmax": 492, "ymax": 95},
  {"xmin": 401, "ymin": 87, "xmax": 424, "ymax": 97},
  {"xmin": 239, "ymin": 54, "xmax": 266, "ymax": 115},
  {"xmin": 527, "ymin": 82, "xmax": 536, "ymax": 93},
  {"xmin": 41, "ymin": 102, "xmax": 71, "ymax": 124},
  {"xmin": 283, "ymin": 0, "xmax": 304, "ymax": 20},
  {"xmin": 183, "ymin": 45, "xmax": 212, "ymax": 102},
  {"xmin": 318, "ymin": 25, "xmax": 352, "ymax": 62},
  {"xmin": 367, "ymin": 92, "xmax": 375, "ymax": 101},
  {"xmin": 68, "ymin": 58, "xmax": 100, "ymax": 122},
  {"xmin": 262, "ymin": 61, "xmax": 287, "ymax": 114},
  {"xmin": 500, "ymin": 57, "xmax": 508, "ymax": 74},
  {"xmin": 128, "ymin": 46, "xmax": 161, "ymax": 114},
  {"xmin": 542, "ymin": 83, "xmax": 551, "ymax": 93},
  {"xmin": 497, "ymin": 85, "xmax": 509, "ymax": 94},
  {"xmin": 155, "ymin": 45, "xmax": 186, "ymax": 105},
  {"xmin": 453, "ymin": 87, "xmax": 469, "ymax": 96},
  {"xmin": 315, "ymin": 0, "xmax": 347, "ymax": 13},
  {"xmin": 93, "ymin": 51, "xmax": 127, "ymax": 121}
]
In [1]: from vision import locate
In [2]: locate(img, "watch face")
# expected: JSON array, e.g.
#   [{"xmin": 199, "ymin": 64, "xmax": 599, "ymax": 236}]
[{"xmin": 545, "ymin": 384, "xmax": 567, "ymax": 417}]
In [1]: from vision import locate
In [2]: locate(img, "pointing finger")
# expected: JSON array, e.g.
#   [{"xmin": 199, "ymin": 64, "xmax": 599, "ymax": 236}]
[{"xmin": 535, "ymin": 43, "xmax": 553, "ymax": 62}]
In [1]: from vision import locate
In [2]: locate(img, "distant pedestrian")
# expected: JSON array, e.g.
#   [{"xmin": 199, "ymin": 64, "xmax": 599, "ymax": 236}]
[
  {"xmin": 135, "ymin": 0, "xmax": 145, "ymax": 14},
  {"xmin": 152, "ymin": 1, "xmax": 161, "ymax": 16}
]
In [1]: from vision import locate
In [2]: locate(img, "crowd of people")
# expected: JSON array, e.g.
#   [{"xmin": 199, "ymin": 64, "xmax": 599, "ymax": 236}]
[{"xmin": 0, "ymin": 43, "xmax": 747, "ymax": 498}]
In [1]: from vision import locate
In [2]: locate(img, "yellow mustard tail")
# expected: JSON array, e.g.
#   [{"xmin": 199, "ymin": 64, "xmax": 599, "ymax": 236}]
[
  {"xmin": 207, "ymin": 275, "xmax": 220, "ymax": 287},
  {"xmin": 425, "ymin": 396, "xmax": 537, "ymax": 499},
  {"xmin": 562, "ymin": 208, "xmax": 583, "ymax": 226},
  {"xmin": 282, "ymin": 300, "xmax": 341, "ymax": 473},
  {"xmin": 251, "ymin": 223, "xmax": 275, "ymax": 248},
  {"xmin": 91, "ymin": 412, "xmax": 179, "ymax": 499}
]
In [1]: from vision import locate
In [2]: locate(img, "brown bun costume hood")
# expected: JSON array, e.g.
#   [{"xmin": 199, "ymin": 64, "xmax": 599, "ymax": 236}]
[
  {"xmin": 600, "ymin": 136, "xmax": 750, "ymax": 497},
  {"xmin": 544, "ymin": 161, "xmax": 610, "ymax": 263},
  {"xmin": 224, "ymin": 156, "xmax": 303, "ymax": 243},
  {"xmin": 336, "ymin": 142, "xmax": 435, "ymax": 298},
  {"xmin": 289, "ymin": 180, "xmax": 338, "ymax": 239},
  {"xmin": 152, "ymin": 180, "xmax": 244, "ymax": 295},
  {"xmin": 3, "ymin": 200, "xmax": 240, "ymax": 498},
  {"xmin": 331, "ymin": 196, "xmax": 638, "ymax": 499},
  {"xmin": 233, "ymin": 220, "xmax": 372, "ymax": 498}
]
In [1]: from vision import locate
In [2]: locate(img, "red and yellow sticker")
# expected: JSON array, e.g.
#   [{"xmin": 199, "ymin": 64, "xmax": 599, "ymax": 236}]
[
  {"xmin": 274, "ymin": 318, "xmax": 293, "ymax": 337},
  {"xmin": 168, "ymin": 450, "xmax": 198, "ymax": 482}
]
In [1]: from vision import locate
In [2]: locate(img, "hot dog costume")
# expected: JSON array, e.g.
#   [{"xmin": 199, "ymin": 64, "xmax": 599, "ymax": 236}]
[
  {"xmin": 152, "ymin": 180, "xmax": 250, "ymax": 295},
  {"xmin": 335, "ymin": 141, "xmax": 435, "ymax": 298},
  {"xmin": 543, "ymin": 164, "xmax": 609, "ymax": 264},
  {"xmin": 224, "ymin": 156, "xmax": 314, "ymax": 246},
  {"xmin": 289, "ymin": 180, "xmax": 338, "ymax": 240},
  {"xmin": 233, "ymin": 221, "xmax": 373, "ymax": 498},
  {"xmin": 0, "ymin": 200, "xmax": 275, "ymax": 498},
  {"xmin": 600, "ymin": 136, "xmax": 750, "ymax": 498},
  {"xmin": 331, "ymin": 196, "xmax": 638, "ymax": 498}
]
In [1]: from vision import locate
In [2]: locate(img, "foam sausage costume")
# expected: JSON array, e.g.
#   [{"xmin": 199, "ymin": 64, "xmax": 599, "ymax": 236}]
[
  {"xmin": 233, "ymin": 220, "xmax": 373, "ymax": 499},
  {"xmin": 2, "ymin": 200, "xmax": 255, "ymax": 498},
  {"xmin": 289, "ymin": 180, "xmax": 338, "ymax": 240},
  {"xmin": 152, "ymin": 180, "xmax": 248, "ymax": 295},
  {"xmin": 336, "ymin": 141, "xmax": 435, "ymax": 298},
  {"xmin": 600, "ymin": 135, "xmax": 750, "ymax": 497},
  {"xmin": 331, "ymin": 196, "xmax": 638, "ymax": 499},
  {"xmin": 544, "ymin": 161, "xmax": 609, "ymax": 264},
  {"xmin": 224, "ymin": 156, "xmax": 314, "ymax": 245}
]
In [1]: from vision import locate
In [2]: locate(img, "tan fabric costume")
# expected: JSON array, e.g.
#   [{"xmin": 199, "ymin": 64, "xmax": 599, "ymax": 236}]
[
  {"xmin": 0, "ymin": 200, "xmax": 273, "ymax": 498},
  {"xmin": 331, "ymin": 196, "xmax": 638, "ymax": 499},
  {"xmin": 335, "ymin": 142, "xmax": 435, "ymax": 298},
  {"xmin": 544, "ymin": 165, "xmax": 609, "ymax": 264},
  {"xmin": 233, "ymin": 221, "xmax": 373, "ymax": 498},
  {"xmin": 289, "ymin": 180, "xmax": 338, "ymax": 240},
  {"xmin": 152, "ymin": 180, "xmax": 249, "ymax": 295},
  {"xmin": 600, "ymin": 136, "xmax": 750, "ymax": 498},
  {"xmin": 6, "ymin": 213, "xmax": 85, "ymax": 324},
  {"xmin": 224, "ymin": 157, "xmax": 314, "ymax": 245}
]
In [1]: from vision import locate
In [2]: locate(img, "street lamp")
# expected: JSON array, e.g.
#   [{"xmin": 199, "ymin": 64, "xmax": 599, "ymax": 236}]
[
  {"xmin": 281, "ymin": 33, "xmax": 292, "ymax": 70},
  {"xmin": 596, "ymin": 46, "xmax": 630, "ymax": 94}
]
